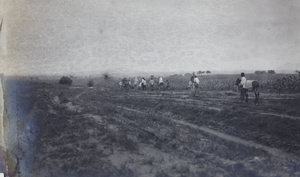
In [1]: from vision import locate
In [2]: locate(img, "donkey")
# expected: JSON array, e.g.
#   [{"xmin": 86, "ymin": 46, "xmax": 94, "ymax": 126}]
[{"xmin": 235, "ymin": 78, "xmax": 260, "ymax": 104}]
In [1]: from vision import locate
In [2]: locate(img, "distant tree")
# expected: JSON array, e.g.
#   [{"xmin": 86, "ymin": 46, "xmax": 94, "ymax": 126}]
[
  {"xmin": 206, "ymin": 70, "xmax": 211, "ymax": 74},
  {"xmin": 197, "ymin": 71, "xmax": 205, "ymax": 75},
  {"xmin": 296, "ymin": 70, "xmax": 300, "ymax": 75},
  {"xmin": 184, "ymin": 73, "xmax": 193, "ymax": 78},
  {"xmin": 169, "ymin": 74, "xmax": 182, "ymax": 79},
  {"xmin": 59, "ymin": 76, "xmax": 72, "ymax": 85},
  {"xmin": 267, "ymin": 70, "xmax": 276, "ymax": 74},
  {"xmin": 255, "ymin": 71, "xmax": 267, "ymax": 74}
]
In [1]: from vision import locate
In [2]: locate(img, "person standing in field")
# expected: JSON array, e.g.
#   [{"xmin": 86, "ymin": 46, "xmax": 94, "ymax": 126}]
[
  {"xmin": 128, "ymin": 79, "xmax": 132, "ymax": 89},
  {"xmin": 121, "ymin": 78, "xmax": 129, "ymax": 90},
  {"xmin": 193, "ymin": 75, "xmax": 200, "ymax": 95},
  {"xmin": 190, "ymin": 74, "xmax": 196, "ymax": 87},
  {"xmin": 190, "ymin": 75, "xmax": 195, "ymax": 83},
  {"xmin": 166, "ymin": 80, "xmax": 170, "ymax": 90},
  {"xmin": 234, "ymin": 78, "xmax": 241, "ymax": 94},
  {"xmin": 141, "ymin": 77, "xmax": 147, "ymax": 91},
  {"xmin": 134, "ymin": 77, "xmax": 139, "ymax": 89},
  {"xmin": 150, "ymin": 77, "xmax": 154, "ymax": 91},
  {"xmin": 159, "ymin": 76, "xmax": 164, "ymax": 90},
  {"xmin": 239, "ymin": 72, "xmax": 248, "ymax": 103}
]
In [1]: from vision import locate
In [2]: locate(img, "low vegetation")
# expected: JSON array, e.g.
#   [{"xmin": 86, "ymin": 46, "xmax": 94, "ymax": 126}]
[
  {"xmin": 59, "ymin": 76, "xmax": 73, "ymax": 85},
  {"xmin": 87, "ymin": 80, "xmax": 94, "ymax": 87}
]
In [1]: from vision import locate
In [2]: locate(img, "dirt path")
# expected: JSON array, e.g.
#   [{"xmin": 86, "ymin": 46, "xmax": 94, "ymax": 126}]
[
  {"xmin": 173, "ymin": 119, "xmax": 292, "ymax": 159},
  {"xmin": 117, "ymin": 106, "xmax": 295, "ymax": 160}
]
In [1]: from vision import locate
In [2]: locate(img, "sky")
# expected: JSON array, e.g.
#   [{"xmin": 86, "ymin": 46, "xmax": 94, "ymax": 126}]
[{"xmin": 0, "ymin": 0, "xmax": 300, "ymax": 76}]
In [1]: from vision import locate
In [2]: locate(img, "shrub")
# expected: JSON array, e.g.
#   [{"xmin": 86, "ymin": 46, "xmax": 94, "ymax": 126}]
[
  {"xmin": 59, "ymin": 76, "xmax": 72, "ymax": 85},
  {"xmin": 267, "ymin": 70, "xmax": 276, "ymax": 74},
  {"xmin": 87, "ymin": 80, "xmax": 94, "ymax": 87},
  {"xmin": 104, "ymin": 73, "xmax": 109, "ymax": 80}
]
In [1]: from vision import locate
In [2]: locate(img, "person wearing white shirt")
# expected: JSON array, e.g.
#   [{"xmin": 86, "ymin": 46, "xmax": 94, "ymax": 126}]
[
  {"xmin": 158, "ymin": 77, "xmax": 164, "ymax": 90},
  {"xmin": 133, "ymin": 77, "xmax": 139, "ymax": 89},
  {"xmin": 193, "ymin": 76, "xmax": 200, "ymax": 86},
  {"xmin": 150, "ymin": 78, "xmax": 154, "ymax": 90},
  {"xmin": 159, "ymin": 77, "xmax": 163, "ymax": 84},
  {"xmin": 192, "ymin": 75, "xmax": 200, "ymax": 96},
  {"xmin": 128, "ymin": 79, "xmax": 132, "ymax": 87},
  {"xmin": 239, "ymin": 72, "xmax": 248, "ymax": 103}
]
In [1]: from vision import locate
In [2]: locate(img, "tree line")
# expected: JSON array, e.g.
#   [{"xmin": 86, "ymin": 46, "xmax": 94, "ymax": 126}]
[{"xmin": 254, "ymin": 70, "xmax": 276, "ymax": 74}]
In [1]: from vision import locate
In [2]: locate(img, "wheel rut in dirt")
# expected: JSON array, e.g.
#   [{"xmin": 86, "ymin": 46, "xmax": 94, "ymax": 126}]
[
  {"xmin": 75, "ymin": 88, "xmax": 95, "ymax": 100},
  {"xmin": 117, "ymin": 106, "xmax": 294, "ymax": 160},
  {"xmin": 113, "ymin": 95, "xmax": 224, "ymax": 112},
  {"xmin": 114, "ymin": 93, "xmax": 300, "ymax": 121},
  {"xmin": 260, "ymin": 113, "xmax": 300, "ymax": 120}
]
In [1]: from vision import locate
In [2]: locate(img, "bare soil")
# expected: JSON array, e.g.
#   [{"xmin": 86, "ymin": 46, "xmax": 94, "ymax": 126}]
[{"xmin": 7, "ymin": 82, "xmax": 300, "ymax": 177}]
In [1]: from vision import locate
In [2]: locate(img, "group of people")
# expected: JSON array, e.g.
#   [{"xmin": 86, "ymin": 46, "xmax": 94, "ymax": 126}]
[
  {"xmin": 189, "ymin": 72, "xmax": 250, "ymax": 101},
  {"xmin": 119, "ymin": 76, "xmax": 170, "ymax": 91},
  {"xmin": 119, "ymin": 72, "xmax": 251, "ymax": 103}
]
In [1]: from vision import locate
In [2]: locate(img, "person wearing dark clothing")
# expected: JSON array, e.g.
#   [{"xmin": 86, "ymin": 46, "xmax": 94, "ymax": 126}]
[
  {"xmin": 141, "ymin": 77, "xmax": 147, "ymax": 91},
  {"xmin": 166, "ymin": 80, "xmax": 170, "ymax": 90}
]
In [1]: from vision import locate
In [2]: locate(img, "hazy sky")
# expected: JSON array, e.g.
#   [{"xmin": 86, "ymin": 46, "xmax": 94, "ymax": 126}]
[{"xmin": 1, "ymin": 0, "xmax": 300, "ymax": 75}]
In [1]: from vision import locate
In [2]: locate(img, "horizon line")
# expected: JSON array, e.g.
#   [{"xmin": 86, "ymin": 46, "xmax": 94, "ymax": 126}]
[{"xmin": 1, "ymin": 69, "xmax": 297, "ymax": 78}]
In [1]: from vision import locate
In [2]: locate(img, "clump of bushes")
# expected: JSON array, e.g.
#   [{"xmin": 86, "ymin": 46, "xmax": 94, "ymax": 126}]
[
  {"xmin": 59, "ymin": 92, "xmax": 69, "ymax": 103},
  {"xmin": 59, "ymin": 76, "xmax": 72, "ymax": 85},
  {"xmin": 87, "ymin": 80, "xmax": 94, "ymax": 87}
]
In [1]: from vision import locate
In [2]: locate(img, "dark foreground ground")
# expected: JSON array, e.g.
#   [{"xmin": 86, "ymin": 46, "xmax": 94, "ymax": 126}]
[{"xmin": 4, "ymin": 80, "xmax": 300, "ymax": 177}]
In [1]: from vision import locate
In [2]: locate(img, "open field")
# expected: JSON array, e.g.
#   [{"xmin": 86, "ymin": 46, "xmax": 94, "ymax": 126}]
[{"xmin": 3, "ymin": 74, "xmax": 300, "ymax": 177}]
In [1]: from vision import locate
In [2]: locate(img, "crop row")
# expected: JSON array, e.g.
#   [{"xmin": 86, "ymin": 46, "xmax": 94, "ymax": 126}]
[{"xmin": 164, "ymin": 74, "xmax": 300, "ymax": 93}]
